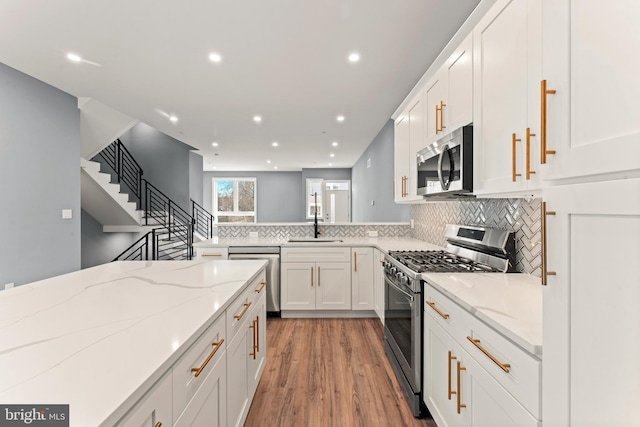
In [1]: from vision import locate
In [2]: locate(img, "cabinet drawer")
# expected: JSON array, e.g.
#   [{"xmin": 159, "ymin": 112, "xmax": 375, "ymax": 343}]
[
  {"xmin": 425, "ymin": 283, "xmax": 541, "ymax": 419},
  {"xmin": 172, "ymin": 314, "xmax": 226, "ymax": 422},
  {"xmin": 116, "ymin": 372, "xmax": 172, "ymax": 427},
  {"xmin": 195, "ymin": 247, "xmax": 229, "ymax": 260},
  {"xmin": 226, "ymin": 271, "xmax": 265, "ymax": 342},
  {"xmin": 281, "ymin": 246, "xmax": 350, "ymax": 263}
]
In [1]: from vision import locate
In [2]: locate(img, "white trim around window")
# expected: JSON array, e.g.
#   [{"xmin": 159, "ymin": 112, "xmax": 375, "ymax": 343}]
[{"xmin": 212, "ymin": 177, "xmax": 257, "ymax": 223}]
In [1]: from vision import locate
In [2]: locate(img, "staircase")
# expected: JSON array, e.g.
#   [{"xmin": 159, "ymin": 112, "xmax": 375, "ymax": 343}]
[{"xmin": 82, "ymin": 139, "xmax": 207, "ymax": 261}]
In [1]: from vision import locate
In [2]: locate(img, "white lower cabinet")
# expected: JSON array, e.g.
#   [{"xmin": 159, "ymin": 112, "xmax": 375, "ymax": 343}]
[
  {"xmin": 228, "ymin": 290, "xmax": 267, "ymax": 427},
  {"xmin": 116, "ymin": 373, "xmax": 172, "ymax": 427},
  {"xmin": 116, "ymin": 268, "xmax": 267, "ymax": 427},
  {"xmin": 281, "ymin": 247, "xmax": 351, "ymax": 311},
  {"xmin": 351, "ymin": 247, "xmax": 374, "ymax": 310},
  {"xmin": 424, "ymin": 285, "xmax": 540, "ymax": 427},
  {"xmin": 173, "ymin": 354, "xmax": 227, "ymax": 427}
]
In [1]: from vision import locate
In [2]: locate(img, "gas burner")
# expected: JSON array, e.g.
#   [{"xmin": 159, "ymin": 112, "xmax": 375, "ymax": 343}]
[{"xmin": 388, "ymin": 250, "xmax": 502, "ymax": 273}]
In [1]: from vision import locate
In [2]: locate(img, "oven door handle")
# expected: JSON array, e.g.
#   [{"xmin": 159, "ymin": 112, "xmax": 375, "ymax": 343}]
[{"xmin": 386, "ymin": 279, "xmax": 415, "ymax": 303}]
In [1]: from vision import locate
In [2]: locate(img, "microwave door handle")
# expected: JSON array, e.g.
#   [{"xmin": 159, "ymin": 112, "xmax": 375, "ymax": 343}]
[{"xmin": 437, "ymin": 147, "xmax": 447, "ymax": 190}]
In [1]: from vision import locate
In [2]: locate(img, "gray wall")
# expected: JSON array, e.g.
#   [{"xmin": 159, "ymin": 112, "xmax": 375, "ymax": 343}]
[
  {"xmin": 204, "ymin": 171, "xmax": 304, "ymax": 222},
  {"xmin": 0, "ymin": 62, "xmax": 81, "ymax": 287},
  {"xmin": 120, "ymin": 123, "xmax": 195, "ymax": 212},
  {"xmin": 189, "ymin": 152, "xmax": 204, "ymax": 207},
  {"xmin": 351, "ymin": 120, "xmax": 410, "ymax": 222},
  {"xmin": 81, "ymin": 210, "xmax": 139, "ymax": 268}
]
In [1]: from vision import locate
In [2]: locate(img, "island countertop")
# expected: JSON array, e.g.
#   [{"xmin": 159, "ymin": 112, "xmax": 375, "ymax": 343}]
[{"xmin": 0, "ymin": 259, "xmax": 267, "ymax": 426}]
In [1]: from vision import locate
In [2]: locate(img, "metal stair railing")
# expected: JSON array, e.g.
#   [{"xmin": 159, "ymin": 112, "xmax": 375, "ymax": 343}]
[
  {"xmin": 97, "ymin": 139, "xmax": 144, "ymax": 208},
  {"xmin": 112, "ymin": 227, "xmax": 192, "ymax": 261},
  {"xmin": 143, "ymin": 179, "xmax": 194, "ymax": 258},
  {"xmin": 191, "ymin": 199, "xmax": 214, "ymax": 239}
]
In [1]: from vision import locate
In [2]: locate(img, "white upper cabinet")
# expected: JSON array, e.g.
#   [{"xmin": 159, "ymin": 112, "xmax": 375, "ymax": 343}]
[
  {"xmin": 394, "ymin": 92, "xmax": 424, "ymax": 203},
  {"xmin": 541, "ymin": 0, "xmax": 640, "ymax": 182},
  {"xmin": 473, "ymin": 0, "xmax": 543, "ymax": 196},
  {"xmin": 426, "ymin": 34, "xmax": 474, "ymax": 145}
]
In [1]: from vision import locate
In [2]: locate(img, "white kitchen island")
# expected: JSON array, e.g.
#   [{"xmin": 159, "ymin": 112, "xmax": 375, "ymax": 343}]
[{"xmin": 0, "ymin": 259, "xmax": 268, "ymax": 427}]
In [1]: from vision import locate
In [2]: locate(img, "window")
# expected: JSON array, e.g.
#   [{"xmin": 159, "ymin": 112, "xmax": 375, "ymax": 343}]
[{"xmin": 212, "ymin": 178, "xmax": 257, "ymax": 223}]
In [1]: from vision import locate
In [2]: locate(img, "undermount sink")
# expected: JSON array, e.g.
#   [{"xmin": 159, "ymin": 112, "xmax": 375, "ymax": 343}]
[{"xmin": 287, "ymin": 238, "xmax": 344, "ymax": 243}]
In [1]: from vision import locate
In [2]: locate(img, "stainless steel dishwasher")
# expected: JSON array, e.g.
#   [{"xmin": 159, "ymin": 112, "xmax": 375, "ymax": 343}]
[{"xmin": 228, "ymin": 246, "xmax": 280, "ymax": 316}]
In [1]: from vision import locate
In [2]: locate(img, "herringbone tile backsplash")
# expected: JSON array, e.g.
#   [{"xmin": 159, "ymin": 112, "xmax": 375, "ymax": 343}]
[
  {"xmin": 217, "ymin": 223, "xmax": 412, "ymax": 239},
  {"xmin": 410, "ymin": 199, "xmax": 542, "ymax": 276}
]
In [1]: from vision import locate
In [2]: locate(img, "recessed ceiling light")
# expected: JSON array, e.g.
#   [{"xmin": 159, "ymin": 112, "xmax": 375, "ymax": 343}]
[
  {"xmin": 348, "ymin": 52, "xmax": 360, "ymax": 63},
  {"xmin": 272, "ymin": 142, "xmax": 278, "ymax": 147},
  {"xmin": 266, "ymin": 160, "xmax": 271, "ymax": 163},
  {"xmin": 169, "ymin": 115, "xmax": 178, "ymax": 123},
  {"xmin": 328, "ymin": 163, "xmax": 333, "ymax": 166},
  {"xmin": 330, "ymin": 153, "xmax": 335, "ymax": 158},
  {"xmin": 209, "ymin": 52, "xmax": 222, "ymax": 63},
  {"xmin": 336, "ymin": 115, "xmax": 345, "ymax": 122},
  {"xmin": 274, "ymin": 166, "xmax": 278, "ymax": 170},
  {"xmin": 253, "ymin": 115, "xmax": 262, "ymax": 123},
  {"xmin": 211, "ymin": 142, "xmax": 219, "ymax": 147},
  {"xmin": 66, "ymin": 53, "xmax": 82, "ymax": 63},
  {"xmin": 332, "ymin": 141, "xmax": 339, "ymax": 147}
]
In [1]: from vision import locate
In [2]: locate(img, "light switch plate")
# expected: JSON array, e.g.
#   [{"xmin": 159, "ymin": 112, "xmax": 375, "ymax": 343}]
[
  {"xmin": 367, "ymin": 230, "xmax": 378, "ymax": 237},
  {"xmin": 3, "ymin": 283, "xmax": 14, "ymax": 290},
  {"xmin": 62, "ymin": 209, "xmax": 73, "ymax": 219},
  {"xmin": 249, "ymin": 231, "xmax": 259, "ymax": 238}
]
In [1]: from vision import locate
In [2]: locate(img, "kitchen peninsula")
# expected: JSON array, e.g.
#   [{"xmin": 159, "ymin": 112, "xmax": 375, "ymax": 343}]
[{"xmin": 0, "ymin": 259, "xmax": 268, "ymax": 427}]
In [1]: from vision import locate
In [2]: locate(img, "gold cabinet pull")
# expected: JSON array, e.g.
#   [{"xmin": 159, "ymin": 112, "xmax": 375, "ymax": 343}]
[
  {"xmin": 526, "ymin": 128, "xmax": 536, "ymax": 180},
  {"xmin": 466, "ymin": 336, "xmax": 511, "ymax": 373},
  {"xmin": 439, "ymin": 100, "xmax": 446, "ymax": 132},
  {"xmin": 541, "ymin": 80, "xmax": 557, "ymax": 164},
  {"xmin": 448, "ymin": 351, "xmax": 457, "ymax": 400},
  {"xmin": 354, "ymin": 252, "xmax": 358, "ymax": 272},
  {"xmin": 541, "ymin": 201, "xmax": 557, "ymax": 286},
  {"xmin": 191, "ymin": 339, "xmax": 225, "ymax": 377},
  {"xmin": 457, "ymin": 361, "xmax": 467, "ymax": 414},
  {"xmin": 155, "ymin": 423, "xmax": 162, "ymax": 427},
  {"xmin": 311, "ymin": 266, "xmax": 314, "ymax": 287},
  {"xmin": 512, "ymin": 133, "xmax": 522, "ymax": 182},
  {"xmin": 317, "ymin": 266, "xmax": 321, "ymax": 287},
  {"xmin": 435, "ymin": 104, "xmax": 440, "ymax": 134},
  {"xmin": 202, "ymin": 253, "xmax": 223, "ymax": 257},
  {"xmin": 426, "ymin": 300, "xmax": 450, "ymax": 320},
  {"xmin": 233, "ymin": 302, "xmax": 252, "ymax": 320},
  {"xmin": 249, "ymin": 318, "xmax": 257, "ymax": 359},
  {"xmin": 401, "ymin": 176, "xmax": 408, "ymax": 197},
  {"xmin": 255, "ymin": 280, "xmax": 267, "ymax": 293}
]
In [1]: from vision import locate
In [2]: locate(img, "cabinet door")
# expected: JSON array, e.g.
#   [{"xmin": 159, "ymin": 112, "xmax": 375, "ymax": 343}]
[
  {"xmin": 462, "ymin": 345, "xmax": 540, "ymax": 427},
  {"xmin": 542, "ymin": 178, "xmax": 640, "ymax": 427},
  {"xmin": 173, "ymin": 354, "xmax": 227, "ymax": 427},
  {"xmin": 425, "ymin": 72, "xmax": 447, "ymax": 144},
  {"xmin": 394, "ymin": 114, "xmax": 410, "ymax": 202},
  {"xmin": 248, "ymin": 292, "xmax": 267, "ymax": 399},
  {"xmin": 407, "ymin": 94, "xmax": 426, "ymax": 201},
  {"xmin": 281, "ymin": 262, "xmax": 316, "ymax": 310},
  {"xmin": 351, "ymin": 247, "xmax": 374, "ymax": 310},
  {"xmin": 542, "ymin": 0, "xmax": 640, "ymax": 181},
  {"xmin": 315, "ymin": 262, "xmax": 351, "ymax": 310},
  {"xmin": 424, "ymin": 313, "xmax": 462, "ymax": 427},
  {"xmin": 445, "ymin": 33, "xmax": 473, "ymax": 132},
  {"xmin": 373, "ymin": 249, "xmax": 385, "ymax": 323},
  {"xmin": 227, "ymin": 330, "xmax": 250, "ymax": 427},
  {"xmin": 473, "ymin": 0, "xmax": 542, "ymax": 195},
  {"xmin": 115, "ymin": 373, "xmax": 172, "ymax": 427}
]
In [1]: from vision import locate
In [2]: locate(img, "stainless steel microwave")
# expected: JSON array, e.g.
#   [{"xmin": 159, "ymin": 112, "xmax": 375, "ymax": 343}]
[{"xmin": 416, "ymin": 125, "xmax": 473, "ymax": 197}]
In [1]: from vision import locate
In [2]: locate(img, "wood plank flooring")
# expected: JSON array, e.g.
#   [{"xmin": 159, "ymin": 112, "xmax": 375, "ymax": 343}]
[{"xmin": 244, "ymin": 318, "xmax": 437, "ymax": 427}]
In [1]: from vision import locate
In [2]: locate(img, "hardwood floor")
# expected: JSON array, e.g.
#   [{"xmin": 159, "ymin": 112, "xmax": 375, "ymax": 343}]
[{"xmin": 244, "ymin": 318, "xmax": 437, "ymax": 427}]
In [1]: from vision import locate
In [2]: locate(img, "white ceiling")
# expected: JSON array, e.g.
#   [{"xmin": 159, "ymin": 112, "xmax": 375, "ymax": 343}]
[{"xmin": 0, "ymin": 0, "xmax": 480, "ymax": 171}]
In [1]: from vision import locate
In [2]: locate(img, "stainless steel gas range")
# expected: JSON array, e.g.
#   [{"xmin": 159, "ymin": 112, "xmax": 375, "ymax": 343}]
[{"xmin": 383, "ymin": 224, "xmax": 515, "ymax": 418}]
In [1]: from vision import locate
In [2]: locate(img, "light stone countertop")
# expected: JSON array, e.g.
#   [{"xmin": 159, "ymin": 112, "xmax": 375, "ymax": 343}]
[
  {"xmin": 0, "ymin": 259, "xmax": 267, "ymax": 427},
  {"xmin": 423, "ymin": 273, "xmax": 542, "ymax": 356}
]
